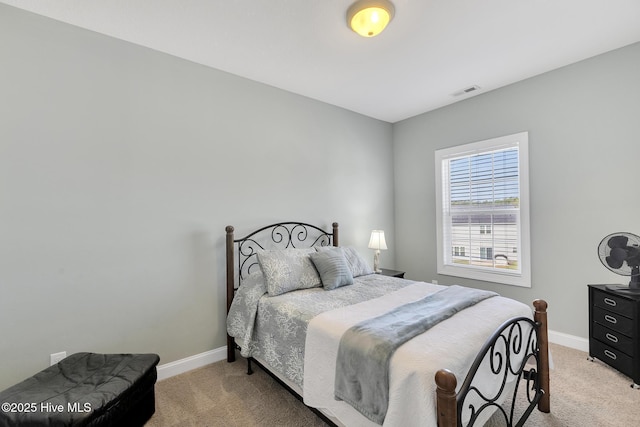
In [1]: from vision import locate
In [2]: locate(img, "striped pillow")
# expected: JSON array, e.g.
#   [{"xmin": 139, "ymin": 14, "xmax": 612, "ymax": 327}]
[
  {"xmin": 316, "ymin": 246, "xmax": 374, "ymax": 278},
  {"xmin": 309, "ymin": 247, "xmax": 354, "ymax": 290}
]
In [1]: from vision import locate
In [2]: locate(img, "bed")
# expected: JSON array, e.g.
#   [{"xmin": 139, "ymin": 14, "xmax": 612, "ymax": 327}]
[{"xmin": 225, "ymin": 221, "xmax": 550, "ymax": 426}]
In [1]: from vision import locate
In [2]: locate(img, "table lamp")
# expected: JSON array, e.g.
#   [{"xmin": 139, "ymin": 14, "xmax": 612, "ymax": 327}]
[{"xmin": 368, "ymin": 230, "xmax": 387, "ymax": 273}]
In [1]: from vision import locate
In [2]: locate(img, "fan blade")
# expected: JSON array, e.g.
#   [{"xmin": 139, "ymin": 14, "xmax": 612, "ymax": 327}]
[
  {"xmin": 606, "ymin": 256, "xmax": 624, "ymax": 269},
  {"xmin": 606, "ymin": 247, "xmax": 627, "ymax": 269},
  {"xmin": 608, "ymin": 235, "xmax": 629, "ymax": 249}
]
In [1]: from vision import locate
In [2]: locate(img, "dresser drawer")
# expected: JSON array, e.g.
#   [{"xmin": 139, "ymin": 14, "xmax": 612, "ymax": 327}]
[
  {"xmin": 590, "ymin": 339, "xmax": 634, "ymax": 378},
  {"xmin": 592, "ymin": 322, "xmax": 634, "ymax": 355},
  {"xmin": 593, "ymin": 306, "xmax": 634, "ymax": 336},
  {"xmin": 592, "ymin": 289, "xmax": 635, "ymax": 317}
]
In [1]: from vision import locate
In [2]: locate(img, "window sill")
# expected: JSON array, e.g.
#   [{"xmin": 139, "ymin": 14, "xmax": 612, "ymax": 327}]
[{"xmin": 437, "ymin": 264, "xmax": 531, "ymax": 288}]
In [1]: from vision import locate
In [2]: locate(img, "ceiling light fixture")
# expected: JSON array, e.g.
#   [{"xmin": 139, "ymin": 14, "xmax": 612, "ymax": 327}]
[{"xmin": 347, "ymin": 0, "xmax": 395, "ymax": 37}]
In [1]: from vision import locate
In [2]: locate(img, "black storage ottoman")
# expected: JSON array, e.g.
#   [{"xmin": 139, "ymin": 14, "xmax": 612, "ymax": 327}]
[{"xmin": 0, "ymin": 352, "xmax": 160, "ymax": 427}]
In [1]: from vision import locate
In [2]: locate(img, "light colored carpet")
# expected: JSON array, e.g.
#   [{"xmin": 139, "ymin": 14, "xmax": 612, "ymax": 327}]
[
  {"xmin": 487, "ymin": 343, "xmax": 640, "ymax": 426},
  {"xmin": 147, "ymin": 343, "xmax": 640, "ymax": 426}
]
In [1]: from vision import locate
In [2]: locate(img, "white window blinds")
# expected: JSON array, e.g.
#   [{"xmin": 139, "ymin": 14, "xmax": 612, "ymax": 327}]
[{"xmin": 435, "ymin": 132, "xmax": 531, "ymax": 287}]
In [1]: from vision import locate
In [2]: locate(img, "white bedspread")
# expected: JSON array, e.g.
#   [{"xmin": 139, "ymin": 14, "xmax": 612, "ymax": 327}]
[{"xmin": 303, "ymin": 282, "xmax": 532, "ymax": 427}]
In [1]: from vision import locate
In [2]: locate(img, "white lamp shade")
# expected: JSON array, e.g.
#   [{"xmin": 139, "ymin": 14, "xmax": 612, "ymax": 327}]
[{"xmin": 368, "ymin": 230, "xmax": 388, "ymax": 250}]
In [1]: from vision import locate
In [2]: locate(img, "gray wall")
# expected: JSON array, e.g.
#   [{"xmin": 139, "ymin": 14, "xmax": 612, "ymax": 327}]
[
  {"xmin": 0, "ymin": 4, "xmax": 395, "ymax": 389},
  {"xmin": 393, "ymin": 42, "xmax": 640, "ymax": 340}
]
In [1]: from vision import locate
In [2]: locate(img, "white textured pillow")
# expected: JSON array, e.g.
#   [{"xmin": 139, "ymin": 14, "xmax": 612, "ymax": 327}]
[
  {"xmin": 257, "ymin": 248, "xmax": 321, "ymax": 296},
  {"xmin": 309, "ymin": 247, "xmax": 354, "ymax": 290},
  {"xmin": 316, "ymin": 246, "xmax": 374, "ymax": 277}
]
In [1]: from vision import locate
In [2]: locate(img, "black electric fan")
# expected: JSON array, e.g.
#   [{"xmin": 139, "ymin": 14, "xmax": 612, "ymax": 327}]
[{"xmin": 597, "ymin": 232, "xmax": 640, "ymax": 293}]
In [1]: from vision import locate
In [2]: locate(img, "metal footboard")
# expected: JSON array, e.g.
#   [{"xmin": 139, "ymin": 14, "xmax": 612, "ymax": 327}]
[{"xmin": 436, "ymin": 300, "xmax": 550, "ymax": 427}]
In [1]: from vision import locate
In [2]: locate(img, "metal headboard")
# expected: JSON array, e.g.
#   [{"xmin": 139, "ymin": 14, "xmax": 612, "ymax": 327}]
[
  {"xmin": 228, "ymin": 222, "xmax": 338, "ymax": 287},
  {"xmin": 225, "ymin": 221, "xmax": 339, "ymax": 362}
]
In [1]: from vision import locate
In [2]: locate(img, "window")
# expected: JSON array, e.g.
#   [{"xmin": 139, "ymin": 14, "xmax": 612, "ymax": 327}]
[
  {"xmin": 480, "ymin": 247, "xmax": 493, "ymax": 260},
  {"xmin": 453, "ymin": 246, "xmax": 466, "ymax": 257},
  {"xmin": 435, "ymin": 132, "xmax": 531, "ymax": 287}
]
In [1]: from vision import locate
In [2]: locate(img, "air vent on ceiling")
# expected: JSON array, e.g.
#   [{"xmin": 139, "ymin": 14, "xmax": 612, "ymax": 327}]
[{"xmin": 452, "ymin": 85, "xmax": 481, "ymax": 97}]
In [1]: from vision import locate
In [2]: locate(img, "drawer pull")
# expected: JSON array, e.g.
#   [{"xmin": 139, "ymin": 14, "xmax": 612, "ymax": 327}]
[
  {"xmin": 603, "ymin": 297, "xmax": 617, "ymax": 307},
  {"xmin": 604, "ymin": 349, "xmax": 617, "ymax": 360},
  {"xmin": 604, "ymin": 314, "xmax": 618, "ymax": 324},
  {"xmin": 605, "ymin": 333, "xmax": 619, "ymax": 343}
]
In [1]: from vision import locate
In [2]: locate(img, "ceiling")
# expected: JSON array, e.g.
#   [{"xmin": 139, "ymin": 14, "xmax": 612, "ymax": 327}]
[{"xmin": 2, "ymin": 0, "xmax": 640, "ymax": 123}]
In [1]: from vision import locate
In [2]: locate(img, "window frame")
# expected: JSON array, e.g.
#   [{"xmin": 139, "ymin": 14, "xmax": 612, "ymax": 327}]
[{"xmin": 434, "ymin": 132, "xmax": 531, "ymax": 287}]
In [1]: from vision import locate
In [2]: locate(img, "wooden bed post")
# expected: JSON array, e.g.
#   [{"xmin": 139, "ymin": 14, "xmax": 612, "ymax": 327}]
[
  {"xmin": 332, "ymin": 222, "xmax": 339, "ymax": 247},
  {"xmin": 533, "ymin": 299, "xmax": 550, "ymax": 413},
  {"xmin": 226, "ymin": 225, "xmax": 236, "ymax": 363},
  {"xmin": 435, "ymin": 369, "xmax": 457, "ymax": 427}
]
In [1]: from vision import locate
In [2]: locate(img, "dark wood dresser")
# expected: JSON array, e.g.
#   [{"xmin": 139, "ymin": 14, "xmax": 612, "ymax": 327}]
[
  {"xmin": 588, "ymin": 284, "xmax": 640, "ymax": 387},
  {"xmin": 379, "ymin": 268, "xmax": 405, "ymax": 278}
]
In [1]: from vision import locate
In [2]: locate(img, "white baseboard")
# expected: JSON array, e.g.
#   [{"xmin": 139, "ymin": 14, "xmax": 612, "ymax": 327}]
[
  {"xmin": 156, "ymin": 346, "xmax": 227, "ymax": 381},
  {"xmin": 548, "ymin": 329, "xmax": 589, "ymax": 352}
]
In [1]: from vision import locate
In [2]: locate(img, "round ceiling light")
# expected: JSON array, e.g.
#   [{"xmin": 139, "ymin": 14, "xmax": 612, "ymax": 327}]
[{"xmin": 347, "ymin": 0, "xmax": 395, "ymax": 37}]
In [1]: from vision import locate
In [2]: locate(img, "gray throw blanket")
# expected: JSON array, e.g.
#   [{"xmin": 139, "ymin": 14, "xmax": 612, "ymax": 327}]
[{"xmin": 334, "ymin": 285, "xmax": 497, "ymax": 424}]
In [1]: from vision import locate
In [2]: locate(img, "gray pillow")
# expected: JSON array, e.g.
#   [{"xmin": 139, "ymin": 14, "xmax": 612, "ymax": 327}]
[
  {"xmin": 309, "ymin": 248, "xmax": 354, "ymax": 290},
  {"xmin": 257, "ymin": 248, "xmax": 321, "ymax": 296},
  {"xmin": 316, "ymin": 246, "xmax": 374, "ymax": 277}
]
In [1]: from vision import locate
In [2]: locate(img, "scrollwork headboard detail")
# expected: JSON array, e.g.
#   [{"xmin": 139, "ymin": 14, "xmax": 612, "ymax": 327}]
[
  {"xmin": 227, "ymin": 222, "xmax": 338, "ymax": 287},
  {"xmin": 225, "ymin": 221, "xmax": 339, "ymax": 362}
]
